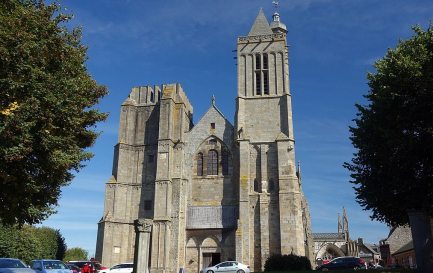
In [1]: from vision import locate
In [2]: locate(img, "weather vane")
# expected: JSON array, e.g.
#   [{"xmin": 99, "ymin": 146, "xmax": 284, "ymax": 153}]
[{"xmin": 272, "ymin": 0, "xmax": 280, "ymax": 12}]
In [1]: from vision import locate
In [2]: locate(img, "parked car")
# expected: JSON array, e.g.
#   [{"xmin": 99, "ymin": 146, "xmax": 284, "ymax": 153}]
[
  {"xmin": 201, "ymin": 261, "xmax": 250, "ymax": 273},
  {"xmin": 31, "ymin": 260, "xmax": 71, "ymax": 273},
  {"xmin": 65, "ymin": 265, "xmax": 80, "ymax": 273},
  {"xmin": 66, "ymin": 262, "xmax": 105, "ymax": 273},
  {"xmin": 100, "ymin": 263, "xmax": 133, "ymax": 273},
  {"xmin": 0, "ymin": 258, "xmax": 36, "ymax": 273},
  {"xmin": 316, "ymin": 256, "xmax": 365, "ymax": 271}
]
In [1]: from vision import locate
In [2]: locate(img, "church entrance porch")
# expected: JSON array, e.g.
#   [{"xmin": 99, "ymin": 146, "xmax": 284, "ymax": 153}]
[{"xmin": 202, "ymin": 253, "xmax": 221, "ymax": 268}]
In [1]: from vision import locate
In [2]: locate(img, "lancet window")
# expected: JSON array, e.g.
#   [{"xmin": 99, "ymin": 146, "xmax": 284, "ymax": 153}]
[
  {"xmin": 254, "ymin": 53, "xmax": 270, "ymax": 95},
  {"xmin": 207, "ymin": 150, "xmax": 218, "ymax": 175}
]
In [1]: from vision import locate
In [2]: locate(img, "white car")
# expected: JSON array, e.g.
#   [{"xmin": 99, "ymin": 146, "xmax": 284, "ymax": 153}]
[
  {"xmin": 201, "ymin": 261, "xmax": 250, "ymax": 273},
  {"xmin": 100, "ymin": 263, "xmax": 133, "ymax": 273}
]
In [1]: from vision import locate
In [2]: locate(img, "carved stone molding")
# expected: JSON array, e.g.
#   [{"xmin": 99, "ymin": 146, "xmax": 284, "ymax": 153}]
[
  {"xmin": 238, "ymin": 33, "xmax": 285, "ymax": 42},
  {"xmin": 155, "ymin": 180, "xmax": 171, "ymax": 186},
  {"xmin": 119, "ymin": 144, "xmax": 145, "ymax": 152},
  {"xmin": 134, "ymin": 218, "xmax": 153, "ymax": 233},
  {"xmin": 158, "ymin": 142, "xmax": 170, "ymax": 152}
]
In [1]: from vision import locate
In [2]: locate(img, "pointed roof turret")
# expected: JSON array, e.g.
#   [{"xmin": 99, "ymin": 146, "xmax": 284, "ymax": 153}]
[{"xmin": 248, "ymin": 8, "xmax": 273, "ymax": 36}]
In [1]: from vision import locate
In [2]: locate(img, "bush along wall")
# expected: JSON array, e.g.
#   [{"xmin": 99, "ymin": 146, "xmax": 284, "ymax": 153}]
[{"xmin": 264, "ymin": 254, "xmax": 312, "ymax": 271}]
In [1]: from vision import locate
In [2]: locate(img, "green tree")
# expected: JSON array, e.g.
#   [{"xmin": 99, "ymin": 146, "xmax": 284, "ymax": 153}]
[
  {"xmin": 33, "ymin": 226, "xmax": 67, "ymax": 260},
  {"xmin": 64, "ymin": 247, "xmax": 88, "ymax": 262},
  {"xmin": 0, "ymin": 0, "xmax": 107, "ymax": 226},
  {"xmin": 0, "ymin": 225, "xmax": 67, "ymax": 262},
  {"xmin": 0, "ymin": 225, "xmax": 43, "ymax": 264},
  {"xmin": 344, "ymin": 25, "xmax": 433, "ymax": 273}
]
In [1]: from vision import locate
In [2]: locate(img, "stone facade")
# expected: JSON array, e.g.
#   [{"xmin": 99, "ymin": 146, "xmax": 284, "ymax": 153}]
[{"xmin": 95, "ymin": 10, "xmax": 313, "ymax": 273}]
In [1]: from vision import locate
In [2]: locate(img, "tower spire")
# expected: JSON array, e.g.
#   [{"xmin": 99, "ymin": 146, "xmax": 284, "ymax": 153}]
[{"xmin": 248, "ymin": 8, "xmax": 273, "ymax": 36}]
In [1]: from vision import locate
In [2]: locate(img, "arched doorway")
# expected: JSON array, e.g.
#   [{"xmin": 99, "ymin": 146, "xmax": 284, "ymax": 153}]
[{"xmin": 316, "ymin": 243, "xmax": 345, "ymax": 265}]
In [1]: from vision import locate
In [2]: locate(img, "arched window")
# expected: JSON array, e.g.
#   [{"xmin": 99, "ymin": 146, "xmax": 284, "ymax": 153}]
[
  {"xmin": 222, "ymin": 151, "xmax": 229, "ymax": 175},
  {"xmin": 254, "ymin": 179, "xmax": 259, "ymax": 192},
  {"xmin": 207, "ymin": 150, "xmax": 218, "ymax": 175},
  {"xmin": 197, "ymin": 153, "xmax": 203, "ymax": 176}
]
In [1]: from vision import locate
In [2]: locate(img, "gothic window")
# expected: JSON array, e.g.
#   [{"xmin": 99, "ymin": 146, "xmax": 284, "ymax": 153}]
[
  {"xmin": 222, "ymin": 151, "xmax": 229, "ymax": 175},
  {"xmin": 197, "ymin": 153, "xmax": 203, "ymax": 176},
  {"xmin": 208, "ymin": 138, "xmax": 217, "ymax": 145},
  {"xmin": 254, "ymin": 179, "xmax": 259, "ymax": 192},
  {"xmin": 207, "ymin": 150, "xmax": 218, "ymax": 175},
  {"xmin": 254, "ymin": 53, "xmax": 269, "ymax": 95}
]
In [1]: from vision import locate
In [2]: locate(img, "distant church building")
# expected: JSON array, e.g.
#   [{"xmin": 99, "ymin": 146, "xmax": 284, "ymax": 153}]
[
  {"xmin": 95, "ymin": 9, "xmax": 313, "ymax": 273},
  {"xmin": 313, "ymin": 208, "xmax": 381, "ymax": 265}
]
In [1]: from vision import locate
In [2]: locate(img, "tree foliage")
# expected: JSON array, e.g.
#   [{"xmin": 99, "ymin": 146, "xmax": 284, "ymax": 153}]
[
  {"xmin": 0, "ymin": 0, "xmax": 107, "ymax": 226},
  {"xmin": 344, "ymin": 25, "xmax": 433, "ymax": 226},
  {"xmin": 64, "ymin": 247, "xmax": 88, "ymax": 262},
  {"xmin": 0, "ymin": 225, "xmax": 66, "ymax": 263},
  {"xmin": 264, "ymin": 254, "xmax": 312, "ymax": 271}
]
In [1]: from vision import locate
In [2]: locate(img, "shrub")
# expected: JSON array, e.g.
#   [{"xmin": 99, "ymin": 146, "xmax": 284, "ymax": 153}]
[{"xmin": 264, "ymin": 254, "xmax": 312, "ymax": 271}]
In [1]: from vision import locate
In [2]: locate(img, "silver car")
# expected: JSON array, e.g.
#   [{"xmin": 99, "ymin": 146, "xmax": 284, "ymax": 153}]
[
  {"xmin": 0, "ymin": 258, "xmax": 36, "ymax": 273},
  {"xmin": 31, "ymin": 260, "xmax": 72, "ymax": 273},
  {"xmin": 201, "ymin": 261, "xmax": 250, "ymax": 273}
]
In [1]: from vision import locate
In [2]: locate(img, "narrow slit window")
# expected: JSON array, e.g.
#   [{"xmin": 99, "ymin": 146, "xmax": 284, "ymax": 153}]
[
  {"xmin": 211, "ymin": 123, "xmax": 215, "ymax": 130},
  {"xmin": 254, "ymin": 179, "xmax": 259, "ymax": 192},
  {"xmin": 158, "ymin": 91, "xmax": 161, "ymax": 101},
  {"xmin": 269, "ymin": 179, "xmax": 275, "ymax": 192},
  {"xmin": 150, "ymin": 91, "xmax": 155, "ymax": 102},
  {"xmin": 197, "ymin": 153, "xmax": 203, "ymax": 176},
  {"xmin": 144, "ymin": 200, "xmax": 152, "ymax": 210}
]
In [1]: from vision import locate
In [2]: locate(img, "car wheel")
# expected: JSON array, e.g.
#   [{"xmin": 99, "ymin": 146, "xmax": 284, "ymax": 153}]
[
  {"xmin": 206, "ymin": 270, "xmax": 214, "ymax": 273},
  {"xmin": 237, "ymin": 270, "xmax": 245, "ymax": 273}
]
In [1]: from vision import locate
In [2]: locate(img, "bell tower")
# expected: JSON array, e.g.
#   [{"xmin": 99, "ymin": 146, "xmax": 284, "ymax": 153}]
[{"xmin": 235, "ymin": 8, "xmax": 312, "ymax": 270}]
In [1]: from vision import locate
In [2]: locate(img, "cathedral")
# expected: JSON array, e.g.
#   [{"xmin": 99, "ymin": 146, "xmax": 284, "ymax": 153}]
[{"xmin": 95, "ymin": 9, "xmax": 313, "ymax": 273}]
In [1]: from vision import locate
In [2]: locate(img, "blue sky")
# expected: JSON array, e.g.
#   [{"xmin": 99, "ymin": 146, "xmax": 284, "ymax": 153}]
[{"xmin": 40, "ymin": 0, "xmax": 433, "ymax": 258}]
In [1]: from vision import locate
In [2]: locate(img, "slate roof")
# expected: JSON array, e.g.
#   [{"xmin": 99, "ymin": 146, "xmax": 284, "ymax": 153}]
[
  {"xmin": 313, "ymin": 233, "xmax": 345, "ymax": 240},
  {"xmin": 392, "ymin": 240, "xmax": 414, "ymax": 255}
]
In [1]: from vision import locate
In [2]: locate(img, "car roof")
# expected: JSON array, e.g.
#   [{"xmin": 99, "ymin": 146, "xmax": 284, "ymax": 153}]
[{"xmin": 32, "ymin": 260, "xmax": 63, "ymax": 262}]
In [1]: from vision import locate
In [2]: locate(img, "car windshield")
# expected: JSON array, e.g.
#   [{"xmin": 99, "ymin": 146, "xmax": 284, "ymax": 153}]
[
  {"xmin": 44, "ymin": 261, "xmax": 68, "ymax": 269},
  {"xmin": 0, "ymin": 259, "xmax": 26, "ymax": 268}
]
